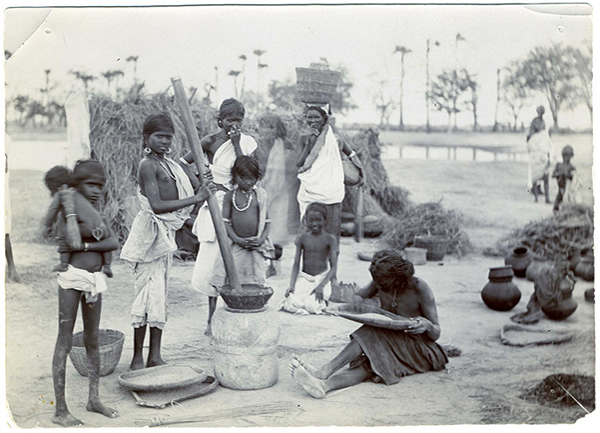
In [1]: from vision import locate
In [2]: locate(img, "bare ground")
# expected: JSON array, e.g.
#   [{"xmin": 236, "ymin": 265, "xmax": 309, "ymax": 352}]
[{"xmin": 4, "ymin": 146, "xmax": 596, "ymax": 427}]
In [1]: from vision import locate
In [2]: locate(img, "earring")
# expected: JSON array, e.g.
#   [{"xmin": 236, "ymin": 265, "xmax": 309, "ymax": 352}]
[
  {"xmin": 166, "ymin": 148, "xmax": 172, "ymax": 154},
  {"xmin": 143, "ymin": 147, "xmax": 152, "ymax": 155},
  {"xmin": 217, "ymin": 120, "xmax": 223, "ymax": 128}
]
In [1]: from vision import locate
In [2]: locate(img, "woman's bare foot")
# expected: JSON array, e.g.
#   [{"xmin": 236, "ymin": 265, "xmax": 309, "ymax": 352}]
[
  {"xmin": 130, "ymin": 354, "xmax": 145, "ymax": 371},
  {"xmin": 290, "ymin": 359, "xmax": 327, "ymax": 399},
  {"xmin": 86, "ymin": 399, "xmax": 119, "ymax": 418},
  {"xmin": 52, "ymin": 411, "xmax": 83, "ymax": 427},
  {"xmin": 293, "ymin": 356, "xmax": 327, "ymax": 380},
  {"xmin": 204, "ymin": 324, "xmax": 212, "ymax": 337},
  {"xmin": 146, "ymin": 354, "xmax": 167, "ymax": 368}
]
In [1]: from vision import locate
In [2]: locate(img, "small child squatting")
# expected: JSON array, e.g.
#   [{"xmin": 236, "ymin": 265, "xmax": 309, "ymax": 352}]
[
  {"xmin": 279, "ymin": 202, "xmax": 337, "ymax": 315},
  {"xmin": 552, "ymin": 145, "xmax": 577, "ymax": 212},
  {"xmin": 43, "ymin": 165, "xmax": 113, "ymax": 277}
]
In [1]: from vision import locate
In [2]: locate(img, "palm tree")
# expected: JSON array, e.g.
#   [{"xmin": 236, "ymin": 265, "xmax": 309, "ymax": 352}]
[
  {"xmin": 393, "ymin": 45, "xmax": 411, "ymax": 130},
  {"xmin": 112, "ymin": 69, "xmax": 124, "ymax": 96},
  {"xmin": 13, "ymin": 95, "xmax": 29, "ymax": 124},
  {"xmin": 228, "ymin": 70, "xmax": 241, "ymax": 98},
  {"xmin": 126, "ymin": 55, "xmax": 139, "ymax": 82},
  {"xmin": 425, "ymin": 39, "xmax": 440, "ymax": 132},
  {"xmin": 71, "ymin": 70, "xmax": 96, "ymax": 92},
  {"xmin": 239, "ymin": 54, "xmax": 247, "ymax": 99},
  {"xmin": 253, "ymin": 49, "xmax": 266, "ymax": 96},
  {"xmin": 101, "ymin": 71, "xmax": 115, "ymax": 95},
  {"xmin": 43, "ymin": 69, "xmax": 51, "ymax": 108}
]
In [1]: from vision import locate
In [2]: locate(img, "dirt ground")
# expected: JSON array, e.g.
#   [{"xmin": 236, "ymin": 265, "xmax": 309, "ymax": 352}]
[{"xmin": 4, "ymin": 140, "xmax": 597, "ymax": 428}]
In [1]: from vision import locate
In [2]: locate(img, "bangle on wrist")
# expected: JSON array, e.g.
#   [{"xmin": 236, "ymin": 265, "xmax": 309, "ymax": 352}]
[
  {"xmin": 348, "ymin": 150, "xmax": 357, "ymax": 158},
  {"xmin": 179, "ymin": 157, "xmax": 191, "ymax": 166},
  {"xmin": 84, "ymin": 242, "xmax": 89, "ymax": 252},
  {"xmin": 65, "ymin": 214, "xmax": 77, "ymax": 218}
]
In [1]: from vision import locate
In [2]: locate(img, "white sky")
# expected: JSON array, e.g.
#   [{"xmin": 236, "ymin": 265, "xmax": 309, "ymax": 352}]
[{"xmin": 3, "ymin": 2, "xmax": 594, "ymax": 128}]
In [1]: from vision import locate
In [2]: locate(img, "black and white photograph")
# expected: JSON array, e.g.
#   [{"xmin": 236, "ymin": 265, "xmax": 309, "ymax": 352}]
[{"xmin": 2, "ymin": 2, "xmax": 596, "ymax": 428}]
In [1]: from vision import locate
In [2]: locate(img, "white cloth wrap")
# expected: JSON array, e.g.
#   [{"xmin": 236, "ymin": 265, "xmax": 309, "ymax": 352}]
[
  {"xmin": 527, "ymin": 129, "xmax": 555, "ymax": 185},
  {"xmin": 57, "ymin": 265, "xmax": 108, "ymax": 304},
  {"xmin": 278, "ymin": 269, "xmax": 332, "ymax": 315},
  {"xmin": 297, "ymin": 125, "xmax": 345, "ymax": 218}
]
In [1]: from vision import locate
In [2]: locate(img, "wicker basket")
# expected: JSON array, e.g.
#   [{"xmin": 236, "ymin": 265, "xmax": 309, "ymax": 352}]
[
  {"xmin": 69, "ymin": 329, "xmax": 125, "ymax": 377},
  {"xmin": 296, "ymin": 65, "xmax": 341, "ymax": 105}
]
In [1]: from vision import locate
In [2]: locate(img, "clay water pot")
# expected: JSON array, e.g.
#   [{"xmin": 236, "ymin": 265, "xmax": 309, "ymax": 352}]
[
  {"xmin": 481, "ymin": 266, "xmax": 522, "ymax": 311},
  {"xmin": 526, "ymin": 256, "xmax": 550, "ymax": 282},
  {"xmin": 569, "ymin": 250, "xmax": 582, "ymax": 273},
  {"xmin": 504, "ymin": 246, "xmax": 533, "ymax": 278},
  {"xmin": 541, "ymin": 278, "xmax": 578, "ymax": 321},
  {"xmin": 575, "ymin": 256, "xmax": 594, "ymax": 282},
  {"xmin": 584, "ymin": 288, "xmax": 594, "ymax": 303}
]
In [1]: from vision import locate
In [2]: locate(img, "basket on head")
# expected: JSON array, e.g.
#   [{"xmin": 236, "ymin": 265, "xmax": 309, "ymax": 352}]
[
  {"xmin": 69, "ymin": 329, "xmax": 125, "ymax": 377},
  {"xmin": 296, "ymin": 62, "xmax": 341, "ymax": 105}
]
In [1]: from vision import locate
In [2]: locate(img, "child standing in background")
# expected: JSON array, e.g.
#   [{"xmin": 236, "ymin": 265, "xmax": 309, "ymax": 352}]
[{"xmin": 552, "ymin": 145, "xmax": 577, "ymax": 212}]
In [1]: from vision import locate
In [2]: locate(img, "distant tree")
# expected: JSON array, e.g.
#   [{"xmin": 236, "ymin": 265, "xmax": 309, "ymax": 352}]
[
  {"xmin": 502, "ymin": 64, "xmax": 530, "ymax": 131},
  {"xmin": 568, "ymin": 43, "xmax": 592, "ymax": 126},
  {"xmin": 461, "ymin": 69, "xmax": 479, "ymax": 131},
  {"xmin": 268, "ymin": 79, "xmax": 300, "ymax": 111},
  {"xmin": 329, "ymin": 64, "xmax": 358, "ymax": 115},
  {"xmin": 228, "ymin": 70, "xmax": 241, "ymax": 98},
  {"xmin": 112, "ymin": 69, "xmax": 125, "ymax": 95},
  {"xmin": 393, "ymin": 45, "xmax": 412, "ymax": 130},
  {"xmin": 24, "ymin": 100, "xmax": 46, "ymax": 128},
  {"xmin": 516, "ymin": 43, "xmax": 578, "ymax": 129},
  {"xmin": 126, "ymin": 55, "xmax": 139, "ymax": 82},
  {"xmin": 372, "ymin": 80, "xmax": 396, "ymax": 129},
  {"xmin": 13, "ymin": 95, "xmax": 29, "ymax": 124},
  {"xmin": 70, "ymin": 70, "xmax": 96, "ymax": 91},
  {"xmin": 48, "ymin": 101, "xmax": 66, "ymax": 127},
  {"xmin": 430, "ymin": 69, "xmax": 470, "ymax": 132},
  {"xmin": 239, "ymin": 54, "xmax": 247, "ymax": 100}
]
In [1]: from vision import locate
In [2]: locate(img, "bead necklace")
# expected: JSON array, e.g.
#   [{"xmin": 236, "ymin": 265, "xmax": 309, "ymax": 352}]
[
  {"xmin": 149, "ymin": 155, "xmax": 176, "ymax": 181},
  {"xmin": 232, "ymin": 188, "xmax": 253, "ymax": 212}
]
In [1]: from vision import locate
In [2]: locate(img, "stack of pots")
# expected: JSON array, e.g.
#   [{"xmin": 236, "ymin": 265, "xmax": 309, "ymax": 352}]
[{"xmin": 414, "ymin": 235, "xmax": 449, "ymax": 261}]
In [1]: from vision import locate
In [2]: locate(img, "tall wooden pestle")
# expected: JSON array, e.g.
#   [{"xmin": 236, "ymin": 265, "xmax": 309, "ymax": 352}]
[{"xmin": 171, "ymin": 77, "xmax": 242, "ymax": 292}]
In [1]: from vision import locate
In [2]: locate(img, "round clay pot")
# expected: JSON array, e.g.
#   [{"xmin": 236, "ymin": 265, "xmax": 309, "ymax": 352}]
[
  {"xmin": 575, "ymin": 256, "xmax": 594, "ymax": 282},
  {"xmin": 219, "ymin": 284, "xmax": 274, "ymax": 311},
  {"xmin": 541, "ymin": 276, "xmax": 578, "ymax": 320},
  {"xmin": 504, "ymin": 246, "xmax": 533, "ymax": 278},
  {"xmin": 526, "ymin": 256, "xmax": 550, "ymax": 282},
  {"xmin": 569, "ymin": 250, "xmax": 582, "ymax": 273},
  {"xmin": 481, "ymin": 266, "xmax": 522, "ymax": 311},
  {"xmin": 584, "ymin": 288, "xmax": 594, "ymax": 303}
]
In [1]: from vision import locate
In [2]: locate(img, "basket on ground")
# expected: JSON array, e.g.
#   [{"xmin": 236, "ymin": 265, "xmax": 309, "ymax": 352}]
[{"xmin": 69, "ymin": 329, "xmax": 125, "ymax": 377}]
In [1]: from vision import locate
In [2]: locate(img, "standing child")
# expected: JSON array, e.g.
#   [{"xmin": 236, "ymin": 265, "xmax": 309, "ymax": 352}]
[
  {"xmin": 279, "ymin": 202, "xmax": 337, "ymax": 315},
  {"xmin": 552, "ymin": 145, "xmax": 578, "ymax": 212},
  {"xmin": 121, "ymin": 113, "xmax": 215, "ymax": 370},
  {"xmin": 43, "ymin": 165, "xmax": 113, "ymax": 277},
  {"xmin": 51, "ymin": 160, "xmax": 119, "ymax": 426},
  {"xmin": 207, "ymin": 155, "xmax": 275, "ymax": 331}
]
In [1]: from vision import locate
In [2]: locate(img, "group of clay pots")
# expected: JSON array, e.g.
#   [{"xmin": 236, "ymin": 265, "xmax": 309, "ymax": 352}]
[{"xmin": 481, "ymin": 245, "xmax": 594, "ymax": 320}]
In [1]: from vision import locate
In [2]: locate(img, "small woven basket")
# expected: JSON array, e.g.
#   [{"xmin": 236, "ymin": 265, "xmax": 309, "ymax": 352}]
[
  {"xmin": 296, "ymin": 64, "xmax": 341, "ymax": 105},
  {"xmin": 69, "ymin": 329, "xmax": 125, "ymax": 377}
]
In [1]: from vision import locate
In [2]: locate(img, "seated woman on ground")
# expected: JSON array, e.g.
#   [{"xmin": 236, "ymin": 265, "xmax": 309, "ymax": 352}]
[{"xmin": 290, "ymin": 249, "xmax": 448, "ymax": 398}]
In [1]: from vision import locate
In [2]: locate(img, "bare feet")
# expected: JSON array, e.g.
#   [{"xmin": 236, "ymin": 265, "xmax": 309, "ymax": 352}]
[
  {"xmin": 146, "ymin": 355, "xmax": 167, "ymax": 368},
  {"xmin": 52, "ymin": 411, "xmax": 83, "ymax": 427},
  {"xmin": 290, "ymin": 359, "xmax": 327, "ymax": 399},
  {"xmin": 293, "ymin": 356, "xmax": 327, "ymax": 380},
  {"xmin": 87, "ymin": 399, "xmax": 119, "ymax": 418},
  {"xmin": 130, "ymin": 354, "xmax": 145, "ymax": 371},
  {"xmin": 204, "ymin": 323, "xmax": 212, "ymax": 337}
]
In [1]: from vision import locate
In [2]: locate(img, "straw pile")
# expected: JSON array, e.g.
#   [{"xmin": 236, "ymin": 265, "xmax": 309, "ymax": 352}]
[
  {"xmin": 341, "ymin": 128, "xmax": 470, "ymax": 256},
  {"xmin": 88, "ymin": 88, "xmax": 218, "ymax": 243},
  {"xmin": 490, "ymin": 204, "xmax": 593, "ymax": 260}
]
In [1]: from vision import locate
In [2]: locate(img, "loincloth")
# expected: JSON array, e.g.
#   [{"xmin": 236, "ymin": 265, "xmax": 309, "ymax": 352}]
[
  {"xmin": 278, "ymin": 269, "xmax": 332, "ymax": 315},
  {"xmin": 57, "ymin": 264, "xmax": 108, "ymax": 304}
]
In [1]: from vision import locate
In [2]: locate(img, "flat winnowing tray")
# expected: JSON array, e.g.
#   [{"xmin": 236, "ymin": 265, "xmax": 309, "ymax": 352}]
[
  {"xmin": 326, "ymin": 303, "xmax": 417, "ymax": 330},
  {"xmin": 131, "ymin": 376, "xmax": 219, "ymax": 409},
  {"xmin": 118, "ymin": 365, "xmax": 208, "ymax": 392}
]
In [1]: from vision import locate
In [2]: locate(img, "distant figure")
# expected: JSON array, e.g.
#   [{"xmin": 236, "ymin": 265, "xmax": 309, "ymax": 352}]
[
  {"xmin": 552, "ymin": 145, "xmax": 581, "ymax": 211},
  {"xmin": 526, "ymin": 105, "xmax": 554, "ymax": 204},
  {"xmin": 279, "ymin": 202, "xmax": 337, "ymax": 315}
]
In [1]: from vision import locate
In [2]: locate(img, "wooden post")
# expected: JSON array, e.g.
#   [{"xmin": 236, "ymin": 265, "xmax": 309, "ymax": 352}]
[
  {"xmin": 453, "ymin": 147, "xmax": 457, "ymax": 161},
  {"xmin": 171, "ymin": 77, "xmax": 242, "ymax": 292},
  {"xmin": 354, "ymin": 186, "xmax": 364, "ymax": 243},
  {"xmin": 472, "ymin": 148, "xmax": 477, "ymax": 161},
  {"xmin": 425, "ymin": 146, "xmax": 430, "ymax": 159}
]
